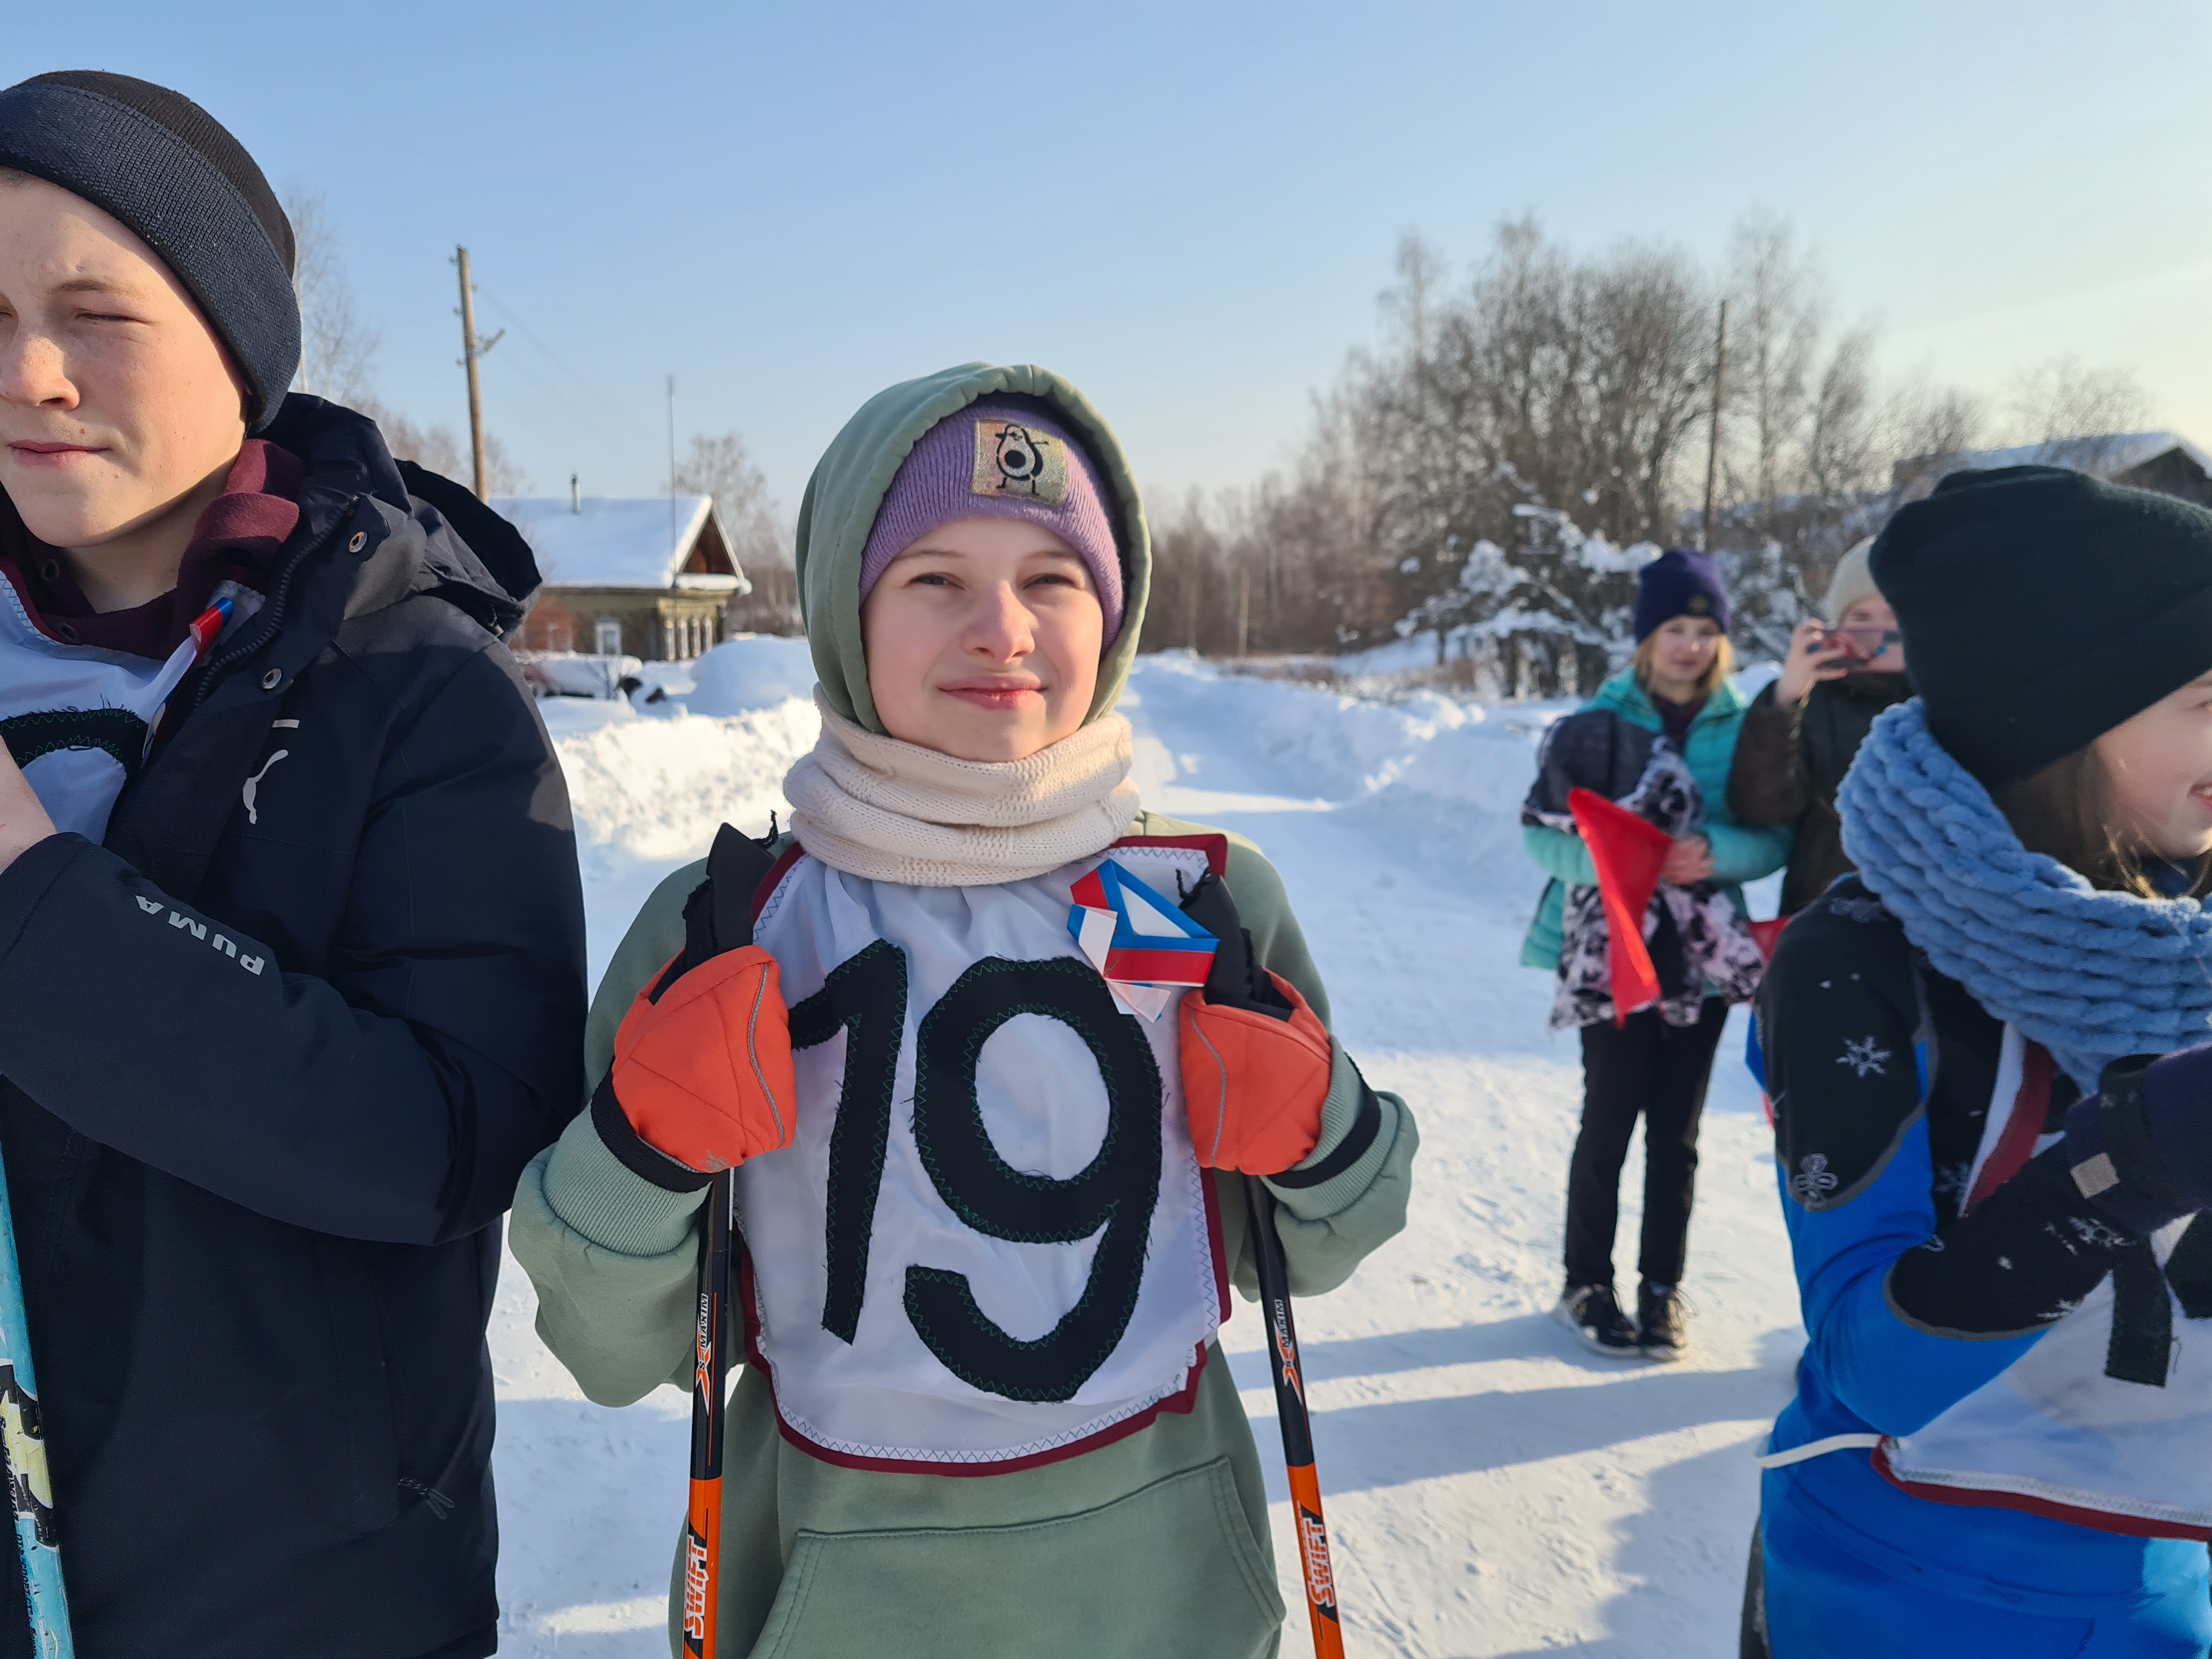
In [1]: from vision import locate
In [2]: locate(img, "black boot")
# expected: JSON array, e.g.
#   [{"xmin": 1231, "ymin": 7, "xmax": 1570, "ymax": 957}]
[
  {"xmin": 1638, "ymin": 1280, "xmax": 1690, "ymax": 1361},
  {"xmin": 1555, "ymin": 1281, "xmax": 1644, "ymax": 1359}
]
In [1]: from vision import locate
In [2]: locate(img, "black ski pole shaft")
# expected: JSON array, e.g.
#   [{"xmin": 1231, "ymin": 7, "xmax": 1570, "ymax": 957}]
[
  {"xmin": 1244, "ymin": 1173, "xmax": 1346, "ymax": 1658},
  {"xmin": 681, "ymin": 1169, "xmax": 734, "ymax": 1658}
]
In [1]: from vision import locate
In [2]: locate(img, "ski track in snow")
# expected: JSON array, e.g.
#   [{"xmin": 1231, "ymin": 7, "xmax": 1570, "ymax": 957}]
[{"xmin": 491, "ymin": 651, "xmax": 1805, "ymax": 1656}]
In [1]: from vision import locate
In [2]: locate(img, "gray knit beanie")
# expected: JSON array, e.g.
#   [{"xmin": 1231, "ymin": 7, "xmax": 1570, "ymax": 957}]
[
  {"xmin": 1824, "ymin": 538, "xmax": 1880, "ymax": 622},
  {"xmin": 0, "ymin": 71, "xmax": 299, "ymax": 430}
]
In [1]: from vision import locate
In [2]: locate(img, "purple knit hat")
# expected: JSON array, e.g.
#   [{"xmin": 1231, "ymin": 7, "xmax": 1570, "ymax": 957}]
[{"xmin": 857, "ymin": 396, "xmax": 1124, "ymax": 641}]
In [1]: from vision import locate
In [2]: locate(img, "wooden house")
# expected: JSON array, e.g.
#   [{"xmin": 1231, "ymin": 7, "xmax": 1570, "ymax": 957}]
[
  {"xmin": 501, "ymin": 492, "xmax": 751, "ymax": 660},
  {"xmin": 1894, "ymin": 432, "xmax": 2212, "ymax": 507}
]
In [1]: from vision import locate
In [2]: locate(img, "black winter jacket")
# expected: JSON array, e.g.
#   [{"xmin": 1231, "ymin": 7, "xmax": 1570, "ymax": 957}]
[
  {"xmin": 1728, "ymin": 671, "xmax": 1911, "ymax": 914},
  {"xmin": 0, "ymin": 399, "xmax": 586, "ymax": 1659}
]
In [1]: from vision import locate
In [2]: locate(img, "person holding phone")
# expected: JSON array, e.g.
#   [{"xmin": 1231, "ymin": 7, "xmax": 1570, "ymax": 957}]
[{"xmin": 1728, "ymin": 538, "xmax": 1911, "ymax": 915}]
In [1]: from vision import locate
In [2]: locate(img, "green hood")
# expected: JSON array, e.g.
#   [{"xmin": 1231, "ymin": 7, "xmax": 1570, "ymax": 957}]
[{"xmin": 795, "ymin": 362, "xmax": 1152, "ymax": 735}]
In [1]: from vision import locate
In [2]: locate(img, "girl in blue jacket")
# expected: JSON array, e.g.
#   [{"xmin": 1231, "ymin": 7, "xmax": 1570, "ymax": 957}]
[
  {"xmin": 1520, "ymin": 550, "xmax": 1790, "ymax": 1359},
  {"xmin": 1751, "ymin": 466, "xmax": 2212, "ymax": 1658}
]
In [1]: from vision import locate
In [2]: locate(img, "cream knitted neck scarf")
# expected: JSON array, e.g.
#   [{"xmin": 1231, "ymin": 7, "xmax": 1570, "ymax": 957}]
[{"xmin": 784, "ymin": 689, "xmax": 1141, "ymax": 886}]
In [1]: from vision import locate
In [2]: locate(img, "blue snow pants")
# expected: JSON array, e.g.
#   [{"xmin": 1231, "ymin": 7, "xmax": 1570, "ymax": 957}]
[{"xmin": 1756, "ymin": 1489, "xmax": 2212, "ymax": 1658}]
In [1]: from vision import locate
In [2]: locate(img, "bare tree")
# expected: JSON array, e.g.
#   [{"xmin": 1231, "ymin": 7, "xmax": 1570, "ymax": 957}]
[
  {"xmin": 1134, "ymin": 211, "xmax": 2182, "ymax": 677},
  {"xmin": 1583, "ymin": 239, "xmax": 1716, "ymax": 544},
  {"xmin": 1888, "ymin": 378, "xmax": 1988, "ymax": 477},
  {"xmin": 1801, "ymin": 325, "xmax": 1884, "ymax": 501},
  {"xmin": 2006, "ymin": 356, "xmax": 2155, "ymax": 467},
  {"xmin": 280, "ymin": 181, "xmax": 379, "ymax": 406},
  {"xmin": 675, "ymin": 431, "xmax": 796, "ymax": 633},
  {"xmin": 1727, "ymin": 207, "xmax": 1822, "ymax": 523},
  {"xmin": 362, "ymin": 402, "xmax": 528, "ymax": 494},
  {"xmin": 673, "ymin": 432, "xmax": 785, "ymax": 569}
]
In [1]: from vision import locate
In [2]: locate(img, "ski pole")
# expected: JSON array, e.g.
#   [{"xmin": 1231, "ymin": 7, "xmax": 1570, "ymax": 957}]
[
  {"xmin": 680, "ymin": 1169, "xmax": 734, "ymax": 1659},
  {"xmin": 0, "ymin": 1138, "xmax": 71, "ymax": 1658},
  {"xmin": 1244, "ymin": 1173, "xmax": 1345, "ymax": 1659}
]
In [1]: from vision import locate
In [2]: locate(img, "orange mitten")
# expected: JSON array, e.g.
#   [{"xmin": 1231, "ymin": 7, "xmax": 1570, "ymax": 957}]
[
  {"xmin": 608, "ymin": 945, "xmax": 797, "ymax": 1173},
  {"xmin": 1176, "ymin": 879, "xmax": 1333, "ymax": 1176}
]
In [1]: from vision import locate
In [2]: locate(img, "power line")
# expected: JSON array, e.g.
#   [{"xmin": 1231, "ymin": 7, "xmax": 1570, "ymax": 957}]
[
  {"xmin": 475, "ymin": 285, "xmax": 686, "ymax": 488},
  {"xmin": 477, "ymin": 288, "xmax": 653, "ymax": 426},
  {"xmin": 492, "ymin": 343, "xmax": 663, "ymax": 476}
]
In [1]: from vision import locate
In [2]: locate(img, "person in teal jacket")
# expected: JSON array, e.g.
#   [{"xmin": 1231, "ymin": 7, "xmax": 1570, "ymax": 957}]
[{"xmin": 1520, "ymin": 550, "xmax": 1790, "ymax": 1360}]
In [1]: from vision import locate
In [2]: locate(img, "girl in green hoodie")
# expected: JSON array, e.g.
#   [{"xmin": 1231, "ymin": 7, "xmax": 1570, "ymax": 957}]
[{"xmin": 509, "ymin": 363, "xmax": 1417, "ymax": 1659}]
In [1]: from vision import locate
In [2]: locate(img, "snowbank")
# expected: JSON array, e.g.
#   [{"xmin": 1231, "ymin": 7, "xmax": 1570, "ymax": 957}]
[
  {"xmin": 1132, "ymin": 653, "xmax": 1562, "ymax": 900},
  {"xmin": 540, "ymin": 646, "xmax": 820, "ymax": 981},
  {"xmin": 682, "ymin": 635, "xmax": 815, "ymax": 715},
  {"xmin": 545, "ymin": 646, "xmax": 1776, "ymax": 973},
  {"xmin": 1334, "ymin": 633, "xmax": 1446, "ymax": 678},
  {"xmin": 627, "ymin": 635, "xmax": 815, "ymax": 718}
]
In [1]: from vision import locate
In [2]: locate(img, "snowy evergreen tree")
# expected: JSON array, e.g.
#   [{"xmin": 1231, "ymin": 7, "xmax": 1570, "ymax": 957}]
[{"xmin": 1399, "ymin": 502, "xmax": 1657, "ymax": 698}]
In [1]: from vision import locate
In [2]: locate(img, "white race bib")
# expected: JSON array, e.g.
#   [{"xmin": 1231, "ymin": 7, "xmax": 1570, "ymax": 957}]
[
  {"xmin": 736, "ymin": 838, "xmax": 1228, "ymax": 1471},
  {"xmin": 1882, "ymin": 1024, "xmax": 2212, "ymax": 1537},
  {"xmin": 0, "ymin": 574, "xmax": 201, "ymax": 842}
]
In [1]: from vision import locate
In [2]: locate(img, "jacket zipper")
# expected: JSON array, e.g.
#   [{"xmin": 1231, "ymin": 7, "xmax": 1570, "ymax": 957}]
[{"xmin": 190, "ymin": 497, "xmax": 359, "ymax": 712}]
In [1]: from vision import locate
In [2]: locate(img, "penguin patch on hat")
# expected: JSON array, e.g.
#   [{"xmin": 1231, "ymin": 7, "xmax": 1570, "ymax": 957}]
[{"xmin": 972, "ymin": 420, "xmax": 1069, "ymax": 504}]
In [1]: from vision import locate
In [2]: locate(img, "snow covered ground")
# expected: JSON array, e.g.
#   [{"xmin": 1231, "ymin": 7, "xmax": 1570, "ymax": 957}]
[{"xmin": 489, "ymin": 645, "xmax": 1805, "ymax": 1656}]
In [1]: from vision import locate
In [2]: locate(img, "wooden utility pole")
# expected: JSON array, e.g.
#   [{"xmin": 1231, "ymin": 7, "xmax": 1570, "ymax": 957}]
[
  {"xmin": 666, "ymin": 373, "xmax": 680, "ymax": 559},
  {"xmin": 1700, "ymin": 298, "xmax": 1728, "ymax": 553},
  {"xmin": 453, "ymin": 246, "xmax": 503, "ymax": 500}
]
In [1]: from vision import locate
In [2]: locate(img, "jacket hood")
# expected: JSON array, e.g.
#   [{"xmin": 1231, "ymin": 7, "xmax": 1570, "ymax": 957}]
[
  {"xmin": 261, "ymin": 394, "xmax": 540, "ymax": 637},
  {"xmin": 795, "ymin": 363, "xmax": 1151, "ymax": 734}
]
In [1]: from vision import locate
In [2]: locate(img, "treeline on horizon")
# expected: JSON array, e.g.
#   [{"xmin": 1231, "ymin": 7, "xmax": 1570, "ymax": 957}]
[
  {"xmin": 1140, "ymin": 210, "xmax": 2154, "ymax": 686},
  {"xmin": 287, "ymin": 182, "xmax": 2153, "ymax": 670}
]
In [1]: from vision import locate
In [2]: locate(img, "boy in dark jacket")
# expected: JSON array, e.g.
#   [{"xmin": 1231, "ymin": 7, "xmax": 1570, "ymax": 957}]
[{"xmin": 0, "ymin": 72, "xmax": 585, "ymax": 1658}]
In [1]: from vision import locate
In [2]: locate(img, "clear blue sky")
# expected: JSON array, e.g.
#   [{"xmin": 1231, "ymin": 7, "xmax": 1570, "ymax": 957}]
[{"xmin": 8, "ymin": 2, "xmax": 2209, "ymax": 520}]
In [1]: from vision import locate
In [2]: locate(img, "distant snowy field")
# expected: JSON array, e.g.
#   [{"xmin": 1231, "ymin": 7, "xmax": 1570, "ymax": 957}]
[{"xmin": 489, "ymin": 641, "xmax": 1804, "ymax": 1656}]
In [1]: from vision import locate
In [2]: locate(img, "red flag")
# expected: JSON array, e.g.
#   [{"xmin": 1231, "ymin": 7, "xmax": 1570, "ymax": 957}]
[{"xmin": 1567, "ymin": 787, "xmax": 1673, "ymax": 1025}]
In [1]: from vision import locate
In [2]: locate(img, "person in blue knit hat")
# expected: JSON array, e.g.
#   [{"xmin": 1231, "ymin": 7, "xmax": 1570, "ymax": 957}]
[
  {"xmin": 1745, "ymin": 465, "xmax": 2212, "ymax": 1657},
  {"xmin": 1519, "ymin": 549, "xmax": 1790, "ymax": 1359}
]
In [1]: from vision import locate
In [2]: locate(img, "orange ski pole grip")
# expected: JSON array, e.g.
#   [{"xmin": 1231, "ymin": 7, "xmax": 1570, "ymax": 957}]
[{"xmin": 1245, "ymin": 1173, "xmax": 1347, "ymax": 1658}]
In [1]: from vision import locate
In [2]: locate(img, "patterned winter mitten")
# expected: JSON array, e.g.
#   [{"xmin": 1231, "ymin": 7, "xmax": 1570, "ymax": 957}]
[
  {"xmin": 1177, "ymin": 877, "xmax": 1331, "ymax": 1176},
  {"xmin": 601, "ymin": 945, "xmax": 798, "ymax": 1176},
  {"xmin": 2066, "ymin": 1053, "xmax": 2212, "ymax": 1234}
]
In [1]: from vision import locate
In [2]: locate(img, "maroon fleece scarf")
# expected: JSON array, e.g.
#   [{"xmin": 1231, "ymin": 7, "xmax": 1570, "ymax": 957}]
[{"xmin": 0, "ymin": 440, "xmax": 303, "ymax": 659}]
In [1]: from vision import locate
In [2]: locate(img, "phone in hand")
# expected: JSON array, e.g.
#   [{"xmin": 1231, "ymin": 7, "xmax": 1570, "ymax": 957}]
[{"xmin": 1812, "ymin": 628, "xmax": 1866, "ymax": 662}]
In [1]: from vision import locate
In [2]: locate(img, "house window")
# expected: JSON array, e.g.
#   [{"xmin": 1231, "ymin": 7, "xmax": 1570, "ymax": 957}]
[{"xmin": 594, "ymin": 617, "xmax": 623, "ymax": 656}]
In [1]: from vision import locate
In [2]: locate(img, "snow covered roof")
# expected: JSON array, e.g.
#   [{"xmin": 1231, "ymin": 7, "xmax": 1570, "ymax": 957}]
[
  {"xmin": 492, "ymin": 495, "xmax": 743, "ymax": 591},
  {"xmin": 1915, "ymin": 431, "xmax": 2212, "ymax": 484}
]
